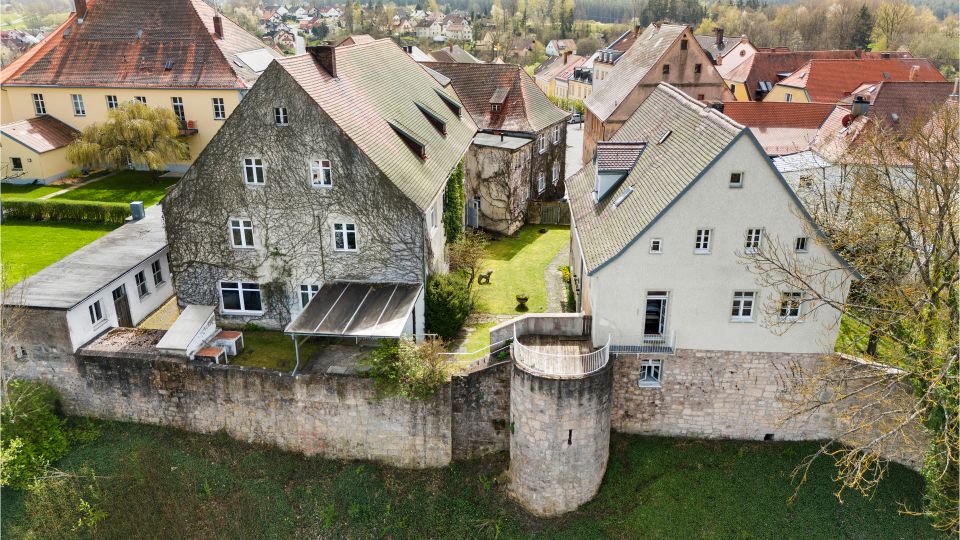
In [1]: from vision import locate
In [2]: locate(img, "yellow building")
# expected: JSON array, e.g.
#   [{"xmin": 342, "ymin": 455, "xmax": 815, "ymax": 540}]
[
  {"xmin": 1, "ymin": 116, "xmax": 78, "ymax": 182},
  {"xmin": 0, "ymin": 0, "xmax": 281, "ymax": 181}
]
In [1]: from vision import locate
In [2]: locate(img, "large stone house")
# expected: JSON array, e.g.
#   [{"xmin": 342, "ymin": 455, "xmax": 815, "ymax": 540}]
[
  {"xmin": 163, "ymin": 39, "xmax": 476, "ymax": 337},
  {"xmin": 568, "ymin": 83, "xmax": 858, "ymax": 366},
  {"xmin": 582, "ymin": 23, "xmax": 731, "ymax": 164},
  {"xmin": 0, "ymin": 0, "xmax": 280, "ymax": 179},
  {"xmin": 423, "ymin": 62, "xmax": 569, "ymax": 234}
]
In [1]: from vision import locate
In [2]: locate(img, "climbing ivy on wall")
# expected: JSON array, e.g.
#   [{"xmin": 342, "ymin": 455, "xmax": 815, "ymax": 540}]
[{"xmin": 443, "ymin": 160, "xmax": 465, "ymax": 244}]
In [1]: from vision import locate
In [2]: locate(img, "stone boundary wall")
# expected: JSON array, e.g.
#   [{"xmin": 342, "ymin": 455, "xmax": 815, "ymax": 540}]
[
  {"xmin": 4, "ymin": 353, "xmax": 452, "ymax": 468},
  {"xmin": 489, "ymin": 313, "xmax": 588, "ymax": 344},
  {"xmin": 451, "ymin": 360, "xmax": 511, "ymax": 460}
]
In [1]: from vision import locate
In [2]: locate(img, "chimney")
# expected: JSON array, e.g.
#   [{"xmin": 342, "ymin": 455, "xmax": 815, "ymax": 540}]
[
  {"xmin": 563, "ymin": 50, "xmax": 570, "ymax": 64},
  {"xmin": 73, "ymin": 0, "xmax": 87, "ymax": 19},
  {"xmin": 307, "ymin": 45, "xmax": 337, "ymax": 78},
  {"xmin": 213, "ymin": 14, "xmax": 223, "ymax": 39},
  {"xmin": 851, "ymin": 95, "xmax": 869, "ymax": 117},
  {"xmin": 855, "ymin": 47, "xmax": 862, "ymax": 58},
  {"xmin": 714, "ymin": 27, "xmax": 724, "ymax": 47},
  {"xmin": 448, "ymin": 43, "xmax": 453, "ymax": 52},
  {"xmin": 634, "ymin": 22, "xmax": 641, "ymax": 36},
  {"xmin": 909, "ymin": 65, "xmax": 919, "ymax": 81}
]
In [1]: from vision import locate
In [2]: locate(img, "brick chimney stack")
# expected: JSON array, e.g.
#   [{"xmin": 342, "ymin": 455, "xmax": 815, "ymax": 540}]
[
  {"xmin": 213, "ymin": 14, "xmax": 224, "ymax": 39},
  {"xmin": 448, "ymin": 43, "xmax": 453, "ymax": 52},
  {"xmin": 74, "ymin": 0, "xmax": 87, "ymax": 19},
  {"xmin": 308, "ymin": 45, "xmax": 337, "ymax": 78},
  {"xmin": 909, "ymin": 64, "xmax": 920, "ymax": 81},
  {"xmin": 563, "ymin": 50, "xmax": 571, "ymax": 64},
  {"xmin": 714, "ymin": 27, "xmax": 724, "ymax": 47}
]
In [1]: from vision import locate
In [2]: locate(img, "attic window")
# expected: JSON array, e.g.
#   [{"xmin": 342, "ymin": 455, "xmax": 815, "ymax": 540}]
[
  {"xmin": 680, "ymin": 39, "xmax": 688, "ymax": 50},
  {"xmin": 613, "ymin": 186, "xmax": 635, "ymax": 207},
  {"xmin": 136, "ymin": 28, "xmax": 143, "ymax": 39},
  {"xmin": 490, "ymin": 86, "xmax": 510, "ymax": 113},
  {"xmin": 388, "ymin": 121, "xmax": 427, "ymax": 160},
  {"xmin": 164, "ymin": 60, "xmax": 174, "ymax": 71},
  {"xmin": 416, "ymin": 102, "xmax": 447, "ymax": 135},
  {"xmin": 434, "ymin": 89, "xmax": 462, "ymax": 118},
  {"xmin": 491, "ymin": 103, "xmax": 501, "ymax": 113},
  {"xmin": 657, "ymin": 130, "xmax": 672, "ymax": 144}
]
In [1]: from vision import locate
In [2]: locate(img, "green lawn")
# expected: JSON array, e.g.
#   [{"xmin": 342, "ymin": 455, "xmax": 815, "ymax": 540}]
[
  {"xmin": 0, "ymin": 422, "xmax": 943, "ymax": 539},
  {"xmin": 463, "ymin": 321, "xmax": 496, "ymax": 352},
  {"xmin": 0, "ymin": 221, "xmax": 117, "ymax": 287},
  {"xmin": 53, "ymin": 171, "xmax": 177, "ymax": 207},
  {"xmin": 231, "ymin": 330, "xmax": 322, "ymax": 371},
  {"xmin": 475, "ymin": 225, "xmax": 569, "ymax": 314},
  {"xmin": 0, "ymin": 183, "xmax": 62, "ymax": 200}
]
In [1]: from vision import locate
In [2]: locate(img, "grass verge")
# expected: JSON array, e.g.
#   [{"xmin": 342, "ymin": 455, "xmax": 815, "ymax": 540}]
[
  {"xmin": 474, "ymin": 225, "xmax": 569, "ymax": 314},
  {"xmin": 230, "ymin": 330, "xmax": 322, "ymax": 371},
  {"xmin": 53, "ymin": 171, "xmax": 177, "ymax": 207},
  {"xmin": 1, "ymin": 221, "xmax": 117, "ymax": 288},
  {"xmin": 0, "ymin": 183, "xmax": 62, "ymax": 200},
  {"xmin": 0, "ymin": 422, "xmax": 943, "ymax": 539}
]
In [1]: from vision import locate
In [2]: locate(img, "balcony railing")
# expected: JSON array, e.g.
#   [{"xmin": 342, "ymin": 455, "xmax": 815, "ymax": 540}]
[
  {"xmin": 607, "ymin": 331, "xmax": 677, "ymax": 355},
  {"xmin": 512, "ymin": 327, "xmax": 610, "ymax": 378}
]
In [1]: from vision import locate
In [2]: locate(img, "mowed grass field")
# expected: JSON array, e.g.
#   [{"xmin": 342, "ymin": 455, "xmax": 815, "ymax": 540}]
[
  {"xmin": 53, "ymin": 171, "xmax": 177, "ymax": 207},
  {"xmin": 0, "ymin": 221, "xmax": 116, "ymax": 288},
  {"xmin": 474, "ymin": 225, "xmax": 569, "ymax": 314},
  {"xmin": 0, "ymin": 421, "xmax": 943, "ymax": 539}
]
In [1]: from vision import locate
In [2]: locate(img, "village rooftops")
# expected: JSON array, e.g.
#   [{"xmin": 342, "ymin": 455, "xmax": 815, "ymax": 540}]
[
  {"xmin": 695, "ymin": 31, "xmax": 744, "ymax": 62},
  {"xmin": 422, "ymin": 62, "xmax": 568, "ymax": 133},
  {"xmin": 0, "ymin": 0, "xmax": 281, "ymax": 89},
  {"xmin": 1, "ymin": 115, "xmax": 79, "ymax": 153},
  {"xmin": 4, "ymin": 206, "xmax": 166, "ymax": 310},
  {"xmin": 429, "ymin": 44, "xmax": 481, "ymax": 63},
  {"xmin": 722, "ymin": 102, "xmax": 836, "ymax": 155},
  {"xmin": 775, "ymin": 58, "xmax": 946, "ymax": 102}
]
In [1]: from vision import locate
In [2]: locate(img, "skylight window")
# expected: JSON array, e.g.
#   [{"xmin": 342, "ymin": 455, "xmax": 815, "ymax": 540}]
[
  {"xmin": 613, "ymin": 186, "xmax": 635, "ymax": 207},
  {"xmin": 416, "ymin": 103, "xmax": 447, "ymax": 135},
  {"xmin": 657, "ymin": 130, "xmax": 672, "ymax": 144}
]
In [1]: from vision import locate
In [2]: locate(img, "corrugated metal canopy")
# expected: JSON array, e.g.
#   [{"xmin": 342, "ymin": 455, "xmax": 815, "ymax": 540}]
[{"xmin": 285, "ymin": 282, "xmax": 421, "ymax": 338}]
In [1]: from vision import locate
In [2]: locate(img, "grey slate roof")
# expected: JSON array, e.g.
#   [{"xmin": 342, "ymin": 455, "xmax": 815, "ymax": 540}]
[
  {"xmin": 585, "ymin": 23, "xmax": 687, "ymax": 123},
  {"xmin": 569, "ymin": 84, "xmax": 743, "ymax": 273},
  {"xmin": 4, "ymin": 206, "xmax": 167, "ymax": 309},
  {"xmin": 276, "ymin": 39, "xmax": 477, "ymax": 209}
]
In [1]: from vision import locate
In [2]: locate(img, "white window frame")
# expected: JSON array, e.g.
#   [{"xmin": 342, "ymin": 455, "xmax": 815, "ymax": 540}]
[
  {"xmin": 552, "ymin": 124, "xmax": 561, "ymax": 144},
  {"xmin": 151, "ymin": 259, "xmax": 164, "ymax": 285},
  {"xmin": 744, "ymin": 228, "xmax": 763, "ymax": 253},
  {"xmin": 71, "ymin": 94, "xmax": 85, "ymax": 116},
  {"xmin": 88, "ymin": 300, "xmax": 105, "ymax": 326},
  {"xmin": 242, "ymin": 157, "xmax": 265, "ymax": 185},
  {"xmin": 310, "ymin": 159, "xmax": 332, "ymax": 187},
  {"xmin": 274, "ymin": 106, "xmax": 289, "ymax": 126},
  {"xmin": 10, "ymin": 157, "xmax": 23, "ymax": 171},
  {"xmin": 731, "ymin": 291, "xmax": 756, "ymax": 322},
  {"xmin": 219, "ymin": 281, "xmax": 264, "ymax": 314},
  {"xmin": 299, "ymin": 284, "xmax": 320, "ymax": 309},
  {"xmin": 729, "ymin": 172, "xmax": 743, "ymax": 188},
  {"xmin": 552, "ymin": 161, "xmax": 561, "ymax": 185},
  {"xmin": 229, "ymin": 218, "xmax": 255, "ymax": 248},
  {"xmin": 784, "ymin": 93, "xmax": 793, "ymax": 102},
  {"xmin": 213, "ymin": 97, "xmax": 226, "ymax": 120},
  {"xmin": 32, "ymin": 93, "xmax": 46, "ymax": 115},
  {"xmin": 537, "ymin": 172, "xmax": 546, "ymax": 194},
  {"xmin": 171, "ymin": 96, "xmax": 185, "ymax": 123},
  {"xmin": 637, "ymin": 359, "xmax": 662, "ymax": 387},
  {"xmin": 694, "ymin": 228, "xmax": 712, "ymax": 254},
  {"xmin": 106, "ymin": 95, "xmax": 118, "ymax": 109},
  {"xmin": 135, "ymin": 270, "xmax": 150, "ymax": 298},
  {"xmin": 134, "ymin": 96, "xmax": 147, "ymax": 104},
  {"xmin": 332, "ymin": 222, "xmax": 358, "ymax": 252},
  {"xmin": 779, "ymin": 291, "xmax": 803, "ymax": 321},
  {"xmin": 429, "ymin": 204, "xmax": 438, "ymax": 230},
  {"xmin": 649, "ymin": 238, "xmax": 662, "ymax": 253},
  {"xmin": 538, "ymin": 134, "xmax": 546, "ymax": 154},
  {"xmin": 795, "ymin": 237, "xmax": 809, "ymax": 253}
]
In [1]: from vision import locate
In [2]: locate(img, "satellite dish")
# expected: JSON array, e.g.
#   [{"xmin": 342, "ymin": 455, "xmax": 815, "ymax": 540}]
[{"xmin": 841, "ymin": 114, "xmax": 855, "ymax": 128}]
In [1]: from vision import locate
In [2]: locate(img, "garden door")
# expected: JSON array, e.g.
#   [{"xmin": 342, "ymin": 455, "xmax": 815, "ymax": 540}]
[{"xmin": 112, "ymin": 285, "xmax": 133, "ymax": 327}]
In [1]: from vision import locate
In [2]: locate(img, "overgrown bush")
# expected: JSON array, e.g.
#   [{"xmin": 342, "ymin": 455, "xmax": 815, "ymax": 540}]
[
  {"xmin": 3, "ymin": 198, "xmax": 129, "ymax": 224},
  {"xmin": 549, "ymin": 95, "xmax": 584, "ymax": 114},
  {"xmin": 443, "ymin": 160, "xmax": 465, "ymax": 243},
  {"xmin": 361, "ymin": 338, "xmax": 449, "ymax": 400},
  {"xmin": 8, "ymin": 466, "xmax": 107, "ymax": 538},
  {"xmin": 559, "ymin": 265, "xmax": 571, "ymax": 283},
  {"xmin": 1, "ymin": 380, "xmax": 69, "ymax": 489},
  {"xmin": 424, "ymin": 272, "xmax": 473, "ymax": 340}
]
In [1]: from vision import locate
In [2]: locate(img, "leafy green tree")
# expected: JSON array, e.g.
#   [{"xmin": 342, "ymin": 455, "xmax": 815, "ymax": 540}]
[
  {"xmin": 443, "ymin": 161, "xmax": 465, "ymax": 243},
  {"xmin": 0, "ymin": 380, "xmax": 68, "ymax": 489},
  {"xmin": 67, "ymin": 101, "xmax": 188, "ymax": 182},
  {"xmin": 424, "ymin": 273, "xmax": 473, "ymax": 340}
]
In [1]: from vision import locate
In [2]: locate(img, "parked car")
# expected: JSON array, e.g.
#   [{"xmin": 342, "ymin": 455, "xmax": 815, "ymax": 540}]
[{"xmin": 568, "ymin": 112, "xmax": 583, "ymax": 124}]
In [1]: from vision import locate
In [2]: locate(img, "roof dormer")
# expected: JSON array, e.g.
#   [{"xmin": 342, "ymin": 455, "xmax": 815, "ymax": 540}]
[
  {"xmin": 593, "ymin": 141, "xmax": 646, "ymax": 203},
  {"xmin": 490, "ymin": 86, "xmax": 510, "ymax": 114}
]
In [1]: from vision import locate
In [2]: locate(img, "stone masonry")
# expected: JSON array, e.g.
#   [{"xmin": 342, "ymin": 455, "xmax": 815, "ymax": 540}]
[{"xmin": 450, "ymin": 360, "xmax": 511, "ymax": 460}]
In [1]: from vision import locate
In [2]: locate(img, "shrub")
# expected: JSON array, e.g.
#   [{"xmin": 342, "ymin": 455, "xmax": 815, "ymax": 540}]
[
  {"xmin": 1, "ymin": 380, "xmax": 69, "ymax": 489},
  {"xmin": 3, "ymin": 198, "xmax": 129, "ymax": 224},
  {"xmin": 559, "ymin": 265, "xmax": 571, "ymax": 284},
  {"xmin": 361, "ymin": 338, "xmax": 449, "ymax": 400},
  {"xmin": 425, "ymin": 272, "xmax": 473, "ymax": 340}
]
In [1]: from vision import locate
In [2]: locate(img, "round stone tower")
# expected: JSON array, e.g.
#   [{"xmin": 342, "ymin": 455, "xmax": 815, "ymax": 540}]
[{"xmin": 508, "ymin": 356, "xmax": 613, "ymax": 516}]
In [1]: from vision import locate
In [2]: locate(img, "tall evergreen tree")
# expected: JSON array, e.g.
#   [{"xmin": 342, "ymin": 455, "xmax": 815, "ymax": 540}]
[{"xmin": 853, "ymin": 4, "xmax": 874, "ymax": 49}]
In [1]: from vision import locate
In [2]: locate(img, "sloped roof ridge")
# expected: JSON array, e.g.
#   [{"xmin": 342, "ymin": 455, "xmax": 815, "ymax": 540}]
[{"xmin": 656, "ymin": 82, "xmax": 743, "ymax": 133}]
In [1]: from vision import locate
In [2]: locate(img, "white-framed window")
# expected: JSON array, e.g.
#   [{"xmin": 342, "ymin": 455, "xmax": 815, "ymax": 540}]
[
  {"xmin": 171, "ymin": 96, "xmax": 185, "ymax": 123},
  {"xmin": 333, "ymin": 222, "xmax": 357, "ymax": 251},
  {"xmin": 744, "ymin": 228, "xmax": 763, "ymax": 253},
  {"xmin": 106, "ymin": 95, "xmax": 118, "ymax": 109},
  {"xmin": 243, "ymin": 158, "xmax": 265, "ymax": 185},
  {"xmin": 552, "ymin": 124, "xmax": 561, "ymax": 144},
  {"xmin": 300, "ymin": 284, "xmax": 320, "ymax": 308},
  {"xmin": 219, "ymin": 281, "xmax": 263, "ymax": 313},
  {"xmin": 795, "ymin": 237, "xmax": 809, "ymax": 252},
  {"xmin": 310, "ymin": 159, "xmax": 332, "ymax": 187},
  {"xmin": 88, "ymin": 300, "xmax": 104, "ymax": 325},
  {"xmin": 32, "ymin": 93, "xmax": 46, "ymax": 115},
  {"xmin": 552, "ymin": 161, "xmax": 560, "ymax": 185},
  {"xmin": 729, "ymin": 172, "xmax": 743, "ymax": 188},
  {"xmin": 213, "ymin": 97, "xmax": 226, "ymax": 120},
  {"xmin": 731, "ymin": 291, "xmax": 755, "ymax": 321},
  {"xmin": 71, "ymin": 94, "xmax": 85, "ymax": 116},
  {"xmin": 779, "ymin": 291, "xmax": 803, "ymax": 320},
  {"xmin": 151, "ymin": 259, "xmax": 164, "ymax": 285},
  {"xmin": 638, "ymin": 359, "xmax": 662, "ymax": 387},
  {"xmin": 274, "ymin": 107, "xmax": 289, "ymax": 126},
  {"xmin": 134, "ymin": 96, "xmax": 147, "ymax": 104},
  {"xmin": 10, "ymin": 157, "xmax": 23, "ymax": 171},
  {"xmin": 491, "ymin": 103, "xmax": 501, "ymax": 113},
  {"xmin": 135, "ymin": 270, "xmax": 149, "ymax": 297},
  {"xmin": 649, "ymin": 238, "xmax": 662, "ymax": 253},
  {"xmin": 784, "ymin": 93, "xmax": 793, "ymax": 102},
  {"xmin": 429, "ymin": 204, "xmax": 438, "ymax": 230},
  {"xmin": 537, "ymin": 172, "xmax": 546, "ymax": 193},
  {"xmin": 538, "ymin": 134, "xmax": 546, "ymax": 154},
  {"xmin": 694, "ymin": 228, "xmax": 711, "ymax": 254},
  {"xmin": 229, "ymin": 218, "xmax": 254, "ymax": 248}
]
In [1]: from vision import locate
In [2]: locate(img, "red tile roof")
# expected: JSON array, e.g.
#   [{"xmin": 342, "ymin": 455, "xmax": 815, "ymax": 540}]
[
  {"xmin": 777, "ymin": 58, "xmax": 946, "ymax": 102},
  {"xmin": 1, "ymin": 0, "xmax": 280, "ymax": 89},
  {"xmin": 722, "ymin": 102, "xmax": 835, "ymax": 128},
  {"xmin": 1, "ymin": 115, "xmax": 79, "ymax": 153}
]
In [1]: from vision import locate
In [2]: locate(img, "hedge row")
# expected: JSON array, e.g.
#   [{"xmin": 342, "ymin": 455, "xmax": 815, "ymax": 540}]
[{"xmin": 2, "ymin": 198, "xmax": 129, "ymax": 224}]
